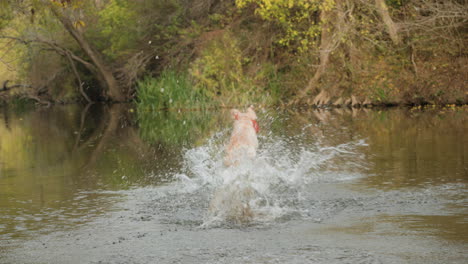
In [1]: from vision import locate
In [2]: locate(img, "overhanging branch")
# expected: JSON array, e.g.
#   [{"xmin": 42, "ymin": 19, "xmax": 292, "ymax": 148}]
[
  {"xmin": 1, "ymin": 80, "xmax": 32, "ymax": 92},
  {"xmin": 0, "ymin": 35, "xmax": 98, "ymax": 73}
]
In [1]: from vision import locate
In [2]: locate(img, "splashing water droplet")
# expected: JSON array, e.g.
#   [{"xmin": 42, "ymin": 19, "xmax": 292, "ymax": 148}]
[{"xmin": 155, "ymin": 130, "xmax": 368, "ymax": 227}]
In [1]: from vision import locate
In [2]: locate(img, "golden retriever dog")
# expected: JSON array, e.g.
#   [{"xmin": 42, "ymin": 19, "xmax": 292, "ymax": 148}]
[
  {"xmin": 224, "ymin": 106, "xmax": 260, "ymax": 166},
  {"xmin": 205, "ymin": 106, "xmax": 260, "ymax": 225}
]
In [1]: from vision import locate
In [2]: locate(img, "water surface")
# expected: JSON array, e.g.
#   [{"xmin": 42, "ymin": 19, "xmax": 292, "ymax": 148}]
[{"xmin": 0, "ymin": 104, "xmax": 466, "ymax": 263}]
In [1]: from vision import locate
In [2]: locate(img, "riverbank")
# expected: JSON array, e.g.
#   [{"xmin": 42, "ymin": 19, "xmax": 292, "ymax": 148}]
[{"xmin": 1, "ymin": 1, "xmax": 466, "ymax": 106}]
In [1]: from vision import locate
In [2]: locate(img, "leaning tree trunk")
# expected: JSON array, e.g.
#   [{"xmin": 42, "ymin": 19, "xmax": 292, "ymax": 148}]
[
  {"xmin": 50, "ymin": 7, "xmax": 125, "ymax": 102},
  {"xmin": 299, "ymin": 2, "xmax": 348, "ymax": 98},
  {"xmin": 375, "ymin": 0, "xmax": 401, "ymax": 45},
  {"xmin": 297, "ymin": 9, "xmax": 333, "ymax": 98}
]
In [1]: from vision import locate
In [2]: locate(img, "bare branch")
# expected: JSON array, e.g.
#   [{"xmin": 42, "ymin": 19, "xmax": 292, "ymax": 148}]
[
  {"xmin": 0, "ymin": 34, "xmax": 98, "ymax": 72},
  {"xmin": 1, "ymin": 80, "xmax": 32, "ymax": 92},
  {"xmin": 115, "ymin": 51, "xmax": 153, "ymax": 91},
  {"xmin": 65, "ymin": 51, "xmax": 93, "ymax": 103},
  {"xmin": 399, "ymin": 0, "xmax": 468, "ymax": 33}
]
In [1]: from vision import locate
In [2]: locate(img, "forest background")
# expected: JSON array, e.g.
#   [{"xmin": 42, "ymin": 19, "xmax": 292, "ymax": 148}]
[{"xmin": 0, "ymin": 0, "xmax": 466, "ymax": 108}]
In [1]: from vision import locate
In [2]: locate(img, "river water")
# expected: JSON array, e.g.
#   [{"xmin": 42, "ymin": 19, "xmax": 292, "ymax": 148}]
[{"xmin": 0, "ymin": 104, "xmax": 466, "ymax": 263}]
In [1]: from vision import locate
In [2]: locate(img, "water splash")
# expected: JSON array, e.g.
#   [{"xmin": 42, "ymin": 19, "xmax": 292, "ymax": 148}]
[{"xmin": 165, "ymin": 130, "xmax": 368, "ymax": 227}]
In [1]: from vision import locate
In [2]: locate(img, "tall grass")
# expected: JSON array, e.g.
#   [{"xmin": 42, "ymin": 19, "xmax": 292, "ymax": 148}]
[
  {"xmin": 136, "ymin": 70, "xmax": 209, "ymax": 112},
  {"xmin": 136, "ymin": 70, "xmax": 217, "ymax": 146}
]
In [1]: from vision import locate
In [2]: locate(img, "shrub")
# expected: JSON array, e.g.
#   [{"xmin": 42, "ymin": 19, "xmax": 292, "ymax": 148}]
[{"xmin": 189, "ymin": 32, "xmax": 279, "ymax": 106}]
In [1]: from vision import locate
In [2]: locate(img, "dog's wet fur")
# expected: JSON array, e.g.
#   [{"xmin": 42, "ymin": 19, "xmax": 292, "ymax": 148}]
[
  {"xmin": 206, "ymin": 106, "xmax": 260, "ymax": 224},
  {"xmin": 224, "ymin": 106, "xmax": 259, "ymax": 167}
]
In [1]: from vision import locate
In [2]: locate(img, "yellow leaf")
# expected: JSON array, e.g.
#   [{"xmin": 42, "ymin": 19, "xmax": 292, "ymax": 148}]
[{"xmin": 74, "ymin": 20, "xmax": 86, "ymax": 28}]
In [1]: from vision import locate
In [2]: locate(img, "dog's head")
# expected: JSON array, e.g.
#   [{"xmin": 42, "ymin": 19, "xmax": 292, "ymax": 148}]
[
  {"xmin": 231, "ymin": 106, "xmax": 257, "ymax": 120},
  {"xmin": 230, "ymin": 106, "xmax": 259, "ymax": 133}
]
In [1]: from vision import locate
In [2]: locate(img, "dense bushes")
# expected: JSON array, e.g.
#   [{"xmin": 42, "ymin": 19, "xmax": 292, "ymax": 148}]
[{"xmin": 0, "ymin": 0, "xmax": 466, "ymax": 106}]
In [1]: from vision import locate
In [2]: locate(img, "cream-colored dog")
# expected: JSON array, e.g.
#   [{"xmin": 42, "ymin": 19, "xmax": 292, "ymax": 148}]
[{"xmin": 224, "ymin": 106, "xmax": 260, "ymax": 166}]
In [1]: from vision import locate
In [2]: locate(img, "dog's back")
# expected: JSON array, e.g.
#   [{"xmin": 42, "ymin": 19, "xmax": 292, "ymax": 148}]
[{"xmin": 224, "ymin": 107, "xmax": 259, "ymax": 166}]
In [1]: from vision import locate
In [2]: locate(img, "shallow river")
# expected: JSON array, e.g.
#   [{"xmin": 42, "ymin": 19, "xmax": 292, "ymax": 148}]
[{"xmin": 0, "ymin": 104, "xmax": 467, "ymax": 264}]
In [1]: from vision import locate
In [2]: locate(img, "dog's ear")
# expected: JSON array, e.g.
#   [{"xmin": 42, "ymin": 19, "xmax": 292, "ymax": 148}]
[
  {"xmin": 231, "ymin": 109, "xmax": 240, "ymax": 120},
  {"xmin": 246, "ymin": 106, "xmax": 257, "ymax": 120}
]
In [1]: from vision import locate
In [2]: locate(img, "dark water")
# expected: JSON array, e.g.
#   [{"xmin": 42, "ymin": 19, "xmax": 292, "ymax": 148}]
[{"xmin": 0, "ymin": 104, "xmax": 466, "ymax": 263}]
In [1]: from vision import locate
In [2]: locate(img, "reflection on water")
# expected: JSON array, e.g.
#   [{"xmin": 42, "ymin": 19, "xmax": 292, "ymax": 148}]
[
  {"xmin": 0, "ymin": 104, "xmax": 177, "ymax": 240},
  {"xmin": 0, "ymin": 104, "xmax": 467, "ymax": 248},
  {"xmin": 324, "ymin": 213, "xmax": 468, "ymax": 243},
  {"xmin": 356, "ymin": 108, "xmax": 467, "ymax": 188},
  {"xmin": 137, "ymin": 109, "xmax": 224, "ymax": 146},
  {"xmin": 271, "ymin": 107, "xmax": 467, "ymax": 187},
  {"xmin": 381, "ymin": 214, "xmax": 468, "ymax": 242}
]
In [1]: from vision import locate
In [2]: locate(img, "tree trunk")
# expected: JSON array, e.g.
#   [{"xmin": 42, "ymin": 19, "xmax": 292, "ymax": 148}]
[
  {"xmin": 375, "ymin": 0, "xmax": 401, "ymax": 45},
  {"xmin": 299, "ymin": 1, "xmax": 349, "ymax": 99},
  {"xmin": 297, "ymin": 9, "xmax": 333, "ymax": 98},
  {"xmin": 50, "ymin": 6, "xmax": 125, "ymax": 102}
]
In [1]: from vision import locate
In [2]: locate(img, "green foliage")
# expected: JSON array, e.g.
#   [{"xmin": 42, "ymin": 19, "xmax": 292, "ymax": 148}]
[
  {"xmin": 385, "ymin": 0, "xmax": 405, "ymax": 8},
  {"xmin": 0, "ymin": 2, "xmax": 13, "ymax": 30},
  {"xmin": 256, "ymin": 62, "xmax": 284, "ymax": 102},
  {"xmin": 138, "ymin": 0, "xmax": 184, "ymax": 55},
  {"xmin": 236, "ymin": 0, "xmax": 335, "ymax": 52},
  {"xmin": 189, "ymin": 32, "xmax": 278, "ymax": 106},
  {"xmin": 98, "ymin": 0, "xmax": 140, "ymax": 59},
  {"xmin": 1, "ymin": 0, "xmax": 466, "ymax": 105},
  {"xmin": 372, "ymin": 85, "xmax": 391, "ymax": 103},
  {"xmin": 136, "ymin": 70, "xmax": 208, "ymax": 111},
  {"xmin": 189, "ymin": 32, "xmax": 244, "ymax": 101}
]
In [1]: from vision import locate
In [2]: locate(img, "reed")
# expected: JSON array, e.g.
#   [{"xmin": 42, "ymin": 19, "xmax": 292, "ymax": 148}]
[{"xmin": 136, "ymin": 70, "xmax": 209, "ymax": 112}]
